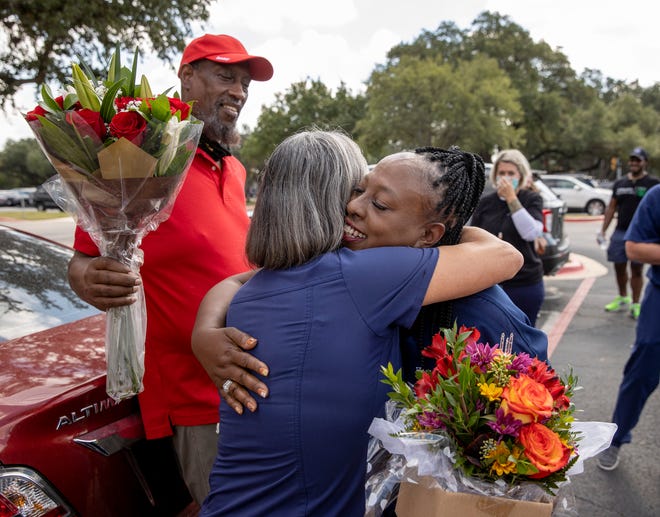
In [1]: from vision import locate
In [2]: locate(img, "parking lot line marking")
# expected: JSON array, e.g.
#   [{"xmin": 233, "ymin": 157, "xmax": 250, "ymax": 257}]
[{"xmin": 547, "ymin": 277, "xmax": 596, "ymax": 358}]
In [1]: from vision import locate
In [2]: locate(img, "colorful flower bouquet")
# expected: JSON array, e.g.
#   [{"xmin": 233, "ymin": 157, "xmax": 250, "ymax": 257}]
[
  {"xmin": 24, "ymin": 48, "xmax": 203, "ymax": 401},
  {"xmin": 367, "ymin": 325, "xmax": 616, "ymax": 515}
]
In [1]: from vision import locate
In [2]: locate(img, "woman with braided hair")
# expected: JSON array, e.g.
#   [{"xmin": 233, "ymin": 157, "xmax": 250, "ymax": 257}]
[
  {"xmin": 351, "ymin": 147, "xmax": 548, "ymax": 382},
  {"xmin": 193, "ymin": 131, "xmax": 522, "ymax": 516}
]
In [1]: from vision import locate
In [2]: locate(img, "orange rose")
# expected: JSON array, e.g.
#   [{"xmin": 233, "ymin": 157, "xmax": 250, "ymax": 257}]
[
  {"xmin": 519, "ymin": 423, "xmax": 572, "ymax": 478},
  {"xmin": 500, "ymin": 374, "xmax": 553, "ymax": 424}
]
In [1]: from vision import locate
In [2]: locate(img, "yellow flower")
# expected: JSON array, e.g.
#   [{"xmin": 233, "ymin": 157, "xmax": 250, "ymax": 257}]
[
  {"xmin": 479, "ymin": 382, "xmax": 503, "ymax": 401},
  {"xmin": 485, "ymin": 442, "xmax": 517, "ymax": 476}
]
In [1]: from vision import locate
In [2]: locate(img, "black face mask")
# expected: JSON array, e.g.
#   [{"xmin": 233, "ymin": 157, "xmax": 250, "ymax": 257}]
[{"xmin": 198, "ymin": 134, "xmax": 232, "ymax": 162}]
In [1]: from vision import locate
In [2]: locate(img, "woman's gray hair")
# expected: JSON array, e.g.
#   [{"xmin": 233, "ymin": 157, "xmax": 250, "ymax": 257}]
[
  {"xmin": 247, "ymin": 129, "xmax": 368, "ymax": 269},
  {"xmin": 490, "ymin": 149, "xmax": 532, "ymax": 187}
]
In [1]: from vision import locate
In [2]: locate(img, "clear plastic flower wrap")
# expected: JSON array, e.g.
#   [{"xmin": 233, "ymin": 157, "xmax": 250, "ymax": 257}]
[{"xmin": 25, "ymin": 48, "xmax": 203, "ymax": 401}]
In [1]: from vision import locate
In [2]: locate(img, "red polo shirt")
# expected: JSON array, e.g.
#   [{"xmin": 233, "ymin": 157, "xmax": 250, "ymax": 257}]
[{"xmin": 74, "ymin": 148, "xmax": 250, "ymax": 438}]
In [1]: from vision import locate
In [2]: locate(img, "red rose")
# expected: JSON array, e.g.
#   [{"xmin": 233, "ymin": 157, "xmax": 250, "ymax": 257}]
[
  {"xmin": 25, "ymin": 95, "xmax": 84, "ymax": 123},
  {"xmin": 66, "ymin": 109, "xmax": 106, "ymax": 141},
  {"xmin": 25, "ymin": 96, "xmax": 66, "ymax": 122},
  {"xmin": 109, "ymin": 111, "xmax": 147, "ymax": 145},
  {"xmin": 25, "ymin": 104, "xmax": 47, "ymax": 122},
  {"xmin": 115, "ymin": 96, "xmax": 140, "ymax": 111},
  {"xmin": 168, "ymin": 97, "xmax": 191, "ymax": 120}
]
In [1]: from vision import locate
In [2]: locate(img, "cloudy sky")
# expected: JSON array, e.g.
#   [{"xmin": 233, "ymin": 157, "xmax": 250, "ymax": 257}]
[{"xmin": 2, "ymin": 0, "xmax": 658, "ymax": 149}]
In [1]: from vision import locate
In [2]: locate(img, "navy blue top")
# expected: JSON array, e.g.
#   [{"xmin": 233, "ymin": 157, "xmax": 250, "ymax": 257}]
[
  {"xmin": 625, "ymin": 183, "xmax": 660, "ymax": 288},
  {"xmin": 400, "ymin": 285, "xmax": 549, "ymax": 383},
  {"xmin": 200, "ymin": 246, "xmax": 438, "ymax": 516}
]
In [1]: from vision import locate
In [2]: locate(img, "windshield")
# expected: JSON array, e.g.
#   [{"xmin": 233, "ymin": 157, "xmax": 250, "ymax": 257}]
[{"xmin": 0, "ymin": 227, "xmax": 99, "ymax": 342}]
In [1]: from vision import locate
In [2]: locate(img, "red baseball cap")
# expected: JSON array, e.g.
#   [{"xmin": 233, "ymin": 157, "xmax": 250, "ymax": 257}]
[{"xmin": 178, "ymin": 34, "xmax": 273, "ymax": 81}]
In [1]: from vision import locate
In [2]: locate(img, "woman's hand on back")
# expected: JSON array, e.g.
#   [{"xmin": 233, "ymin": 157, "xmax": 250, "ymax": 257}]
[{"xmin": 192, "ymin": 326, "xmax": 269, "ymax": 414}]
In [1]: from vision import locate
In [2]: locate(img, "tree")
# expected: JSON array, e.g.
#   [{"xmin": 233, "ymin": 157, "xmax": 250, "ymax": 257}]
[
  {"xmin": 0, "ymin": 0, "xmax": 211, "ymax": 107},
  {"xmin": 380, "ymin": 11, "xmax": 638, "ymax": 173},
  {"xmin": 239, "ymin": 79, "xmax": 366, "ymax": 177},
  {"xmin": 356, "ymin": 55, "xmax": 524, "ymax": 162},
  {"xmin": 0, "ymin": 137, "xmax": 54, "ymax": 187}
]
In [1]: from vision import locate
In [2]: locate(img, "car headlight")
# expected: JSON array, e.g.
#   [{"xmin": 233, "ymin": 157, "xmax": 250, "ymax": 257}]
[{"xmin": 0, "ymin": 466, "xmax": 75, "ymax": 517}]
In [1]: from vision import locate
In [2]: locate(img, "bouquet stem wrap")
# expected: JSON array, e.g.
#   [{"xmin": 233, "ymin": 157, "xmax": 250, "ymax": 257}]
[{"xmin": 35, "ymin": 121, "xmax": 202, "ymax": 401}]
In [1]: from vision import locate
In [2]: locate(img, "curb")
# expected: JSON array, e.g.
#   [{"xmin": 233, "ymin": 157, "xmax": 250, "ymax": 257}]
[
  {"xmin": 564, "ymin": 214, "xmax": 604, "ymax": 223},
  {"xmin": 556, "ymin": 258, "xmax": 584, "ymax": 274}
]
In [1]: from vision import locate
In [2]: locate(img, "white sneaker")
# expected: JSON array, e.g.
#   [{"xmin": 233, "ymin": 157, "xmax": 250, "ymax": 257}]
[{"xmin": 597, "ymin": 445, "xmax": 620, "ymax": 471}]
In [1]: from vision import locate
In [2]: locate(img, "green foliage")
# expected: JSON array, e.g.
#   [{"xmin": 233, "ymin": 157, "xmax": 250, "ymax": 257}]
[
  {"xmin": 356, "ymin": 55, "xmax": 523, "ymax": 160},
  {"xmin": 240, "ymin": 79, "xmax": 366, "ymax": 174},
  {"xmin": 0, "ymin": 138, "xmax": 55, "ymax": 188},
  {"xmin": 0, "ymin": 0, "xmax": 212, "ymax": 107}
]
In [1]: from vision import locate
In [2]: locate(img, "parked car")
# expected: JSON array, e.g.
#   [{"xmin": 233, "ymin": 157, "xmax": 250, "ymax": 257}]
[
  {"xmin": 540, "ymin": 174, "xmax": 612, "ymax": 215},
  {"xmin": 11, "ymin": 188, "xmax": 36, "ymax": 207},
  {"xmin": 480, "ymin": 164, "xmax": 571, "ymax": 276},
  {"xmin": 0, "ymin": 190, "xmax": 18, "ymax": 207},
  {"xmin": 0, "ymin": 226, "xmax": 194, "ymax": 516},
  {"xmin": 30, "ymin": 185, "xmax": 62, "ymax": 211}
]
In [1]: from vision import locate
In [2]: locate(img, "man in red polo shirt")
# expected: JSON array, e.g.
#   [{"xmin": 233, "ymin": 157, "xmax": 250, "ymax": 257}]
[{"xmin": 67, "ymin": 34, "xmax": 273, "ymax": 505}]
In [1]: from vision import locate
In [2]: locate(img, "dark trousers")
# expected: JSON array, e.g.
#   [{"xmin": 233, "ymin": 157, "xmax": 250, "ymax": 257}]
[
  {"xmin": 502, "ymin": 280, "xmax": 545, "ymax": 327},
  {"xmin": 611, "ymin": 282, "xmax": 660, "ymax": 446}
]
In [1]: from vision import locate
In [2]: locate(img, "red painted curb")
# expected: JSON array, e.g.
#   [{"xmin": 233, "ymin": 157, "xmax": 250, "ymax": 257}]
[{"xmin": 555, "ymin": 259, "xmax": 584, "ymax": 275}]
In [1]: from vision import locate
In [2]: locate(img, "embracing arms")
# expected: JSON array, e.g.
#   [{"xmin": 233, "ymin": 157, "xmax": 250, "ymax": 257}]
[
  {"xmin": 422, "ymin": 226, "xmax": 522, "ymax": 304},
  {"xmin": 192, "ymin": 226, "xmax": 522, "ymax": 414}
]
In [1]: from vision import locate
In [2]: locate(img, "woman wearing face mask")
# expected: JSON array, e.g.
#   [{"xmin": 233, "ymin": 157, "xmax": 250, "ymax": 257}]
[{"xmin": 471, "ymin": 149, "xmax": 545, "ymax": 326}]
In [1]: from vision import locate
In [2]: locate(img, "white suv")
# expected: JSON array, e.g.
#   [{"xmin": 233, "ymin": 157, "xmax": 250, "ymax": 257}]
[{"xmin": 540, "ymin": 174, "xmax": 612, "ymax": 215}]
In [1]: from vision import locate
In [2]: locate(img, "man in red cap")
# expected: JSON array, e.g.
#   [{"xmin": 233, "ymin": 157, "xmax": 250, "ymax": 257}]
[{"xmin": 67, "ymin": 34, "xmax": 273, "ymax": 505}]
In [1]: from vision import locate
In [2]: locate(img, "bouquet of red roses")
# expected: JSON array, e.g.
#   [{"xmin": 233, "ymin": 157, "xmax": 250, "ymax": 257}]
[
  {"xmin": 25, "ymin": 48, "xmax": 203, "ymax": 401},
  {"xmin": 367, "ymin": 325, "xmax": 616, "ymax": 515}
]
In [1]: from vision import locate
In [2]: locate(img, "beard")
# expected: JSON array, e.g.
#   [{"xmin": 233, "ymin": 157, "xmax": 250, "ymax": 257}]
[{"xmin": 194, "ymin": 102, "xmax": 242, "ymax": 147}]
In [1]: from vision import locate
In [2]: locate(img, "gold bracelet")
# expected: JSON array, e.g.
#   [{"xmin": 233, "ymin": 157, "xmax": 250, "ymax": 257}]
[{"xmin": 507, "ymin": 198, "xmax": 523, "ymax": 213}]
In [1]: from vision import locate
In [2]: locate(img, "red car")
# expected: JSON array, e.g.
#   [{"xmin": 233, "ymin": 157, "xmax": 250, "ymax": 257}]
[{"xmin": 0, "ymin": 225, "xmax": 195, "ymax": 517}]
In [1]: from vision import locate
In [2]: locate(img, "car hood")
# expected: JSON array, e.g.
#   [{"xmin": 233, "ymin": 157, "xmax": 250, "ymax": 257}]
[
  {"xmin": 594, "ymin": 187, "xmax": 613, "ymax": 196},
  {"xmin": 0, "ymin": 313, "xmax": 106, "ymax": 407}
]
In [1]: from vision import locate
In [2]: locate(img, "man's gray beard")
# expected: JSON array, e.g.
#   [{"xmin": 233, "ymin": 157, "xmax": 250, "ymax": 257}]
[
  {"xmin": 205, "ymin": 120, "xmax": 241, "ymax": 147},
  {"xmin": 194, "ymin": 107, "xmax": 241, "ymax": 147}
]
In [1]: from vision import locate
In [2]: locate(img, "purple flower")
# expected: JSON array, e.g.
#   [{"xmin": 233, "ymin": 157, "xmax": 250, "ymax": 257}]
[
  {"xmin": 465, "ymin": 341, "xmax": 499, "ymax": 370},
  {"xmin": 417, "ymin": 411, "xmax": 446, "ymax": 430},
  {"xmin": 510, "ymin": 353, "xmax": 533, "ymax": 373},
  {"xmin": 486, "ymin": 407, "xmax": 523, "ymax": 437}
]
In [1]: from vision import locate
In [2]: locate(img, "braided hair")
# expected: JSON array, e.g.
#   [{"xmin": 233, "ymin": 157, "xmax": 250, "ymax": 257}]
[{"xmin": 406, "ymin": 146, "xmax": 486, "ymax": 361}]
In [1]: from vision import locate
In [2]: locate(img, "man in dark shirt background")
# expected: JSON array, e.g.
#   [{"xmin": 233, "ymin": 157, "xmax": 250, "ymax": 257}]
[{"xmin": 598, "ymin": 147, "xmax": 660, "ymax": 319}]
